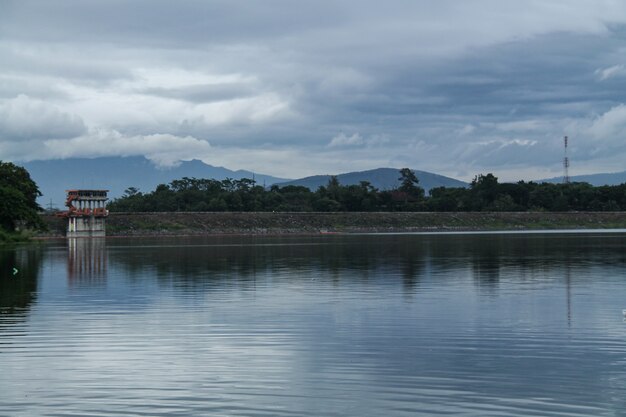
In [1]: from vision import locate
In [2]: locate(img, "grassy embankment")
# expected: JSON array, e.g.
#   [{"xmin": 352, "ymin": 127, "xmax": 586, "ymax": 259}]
[
  {"xmin": 0, "ymin": 229, "xmax": 37, "ymax": 244},
  {"xmin": 39, "ymin": 211, "xmax": 626, "ymax": 237}
]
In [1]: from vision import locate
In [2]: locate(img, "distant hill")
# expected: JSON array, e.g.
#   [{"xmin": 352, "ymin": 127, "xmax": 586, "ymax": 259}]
[
  {"xmin": 275, "ymin": 168, "xmax": 467, "ymax": 192},
  {"xmin": 22, "ymin": 157, "xmax": 289, "ymax": 208},
  {"xmin": 539, "ymin": 171, "xmax": 626, "ymax": 186}
]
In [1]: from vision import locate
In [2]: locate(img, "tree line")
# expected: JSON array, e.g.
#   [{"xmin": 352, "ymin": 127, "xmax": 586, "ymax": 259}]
[{"xmin": 108, "ymin": 170, "xmax": 626, "ymax": 213}]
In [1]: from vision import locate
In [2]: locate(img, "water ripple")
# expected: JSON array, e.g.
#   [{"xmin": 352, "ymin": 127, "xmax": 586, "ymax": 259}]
[{"xmin": 2, "ymin": 234, "xmax": 626, "ymax": 416}]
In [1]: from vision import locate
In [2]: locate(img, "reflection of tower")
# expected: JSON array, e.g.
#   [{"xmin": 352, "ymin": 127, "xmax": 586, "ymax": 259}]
[
  {"xmin": 563, "ymin": 136, "xmax": 570, "ymax": 184},
  {"xmin": 67, "ymin": 238, "xmax": 107, "ymax": 285},
  {"xmin": 565, "ymin": 264, "xmax": 572, "ymax": 327}
]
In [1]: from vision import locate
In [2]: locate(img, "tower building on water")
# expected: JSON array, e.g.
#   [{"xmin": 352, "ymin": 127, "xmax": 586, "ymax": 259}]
[{"xmin": 57, "ymin": 190, "xmax": 109, "ymax": 237}]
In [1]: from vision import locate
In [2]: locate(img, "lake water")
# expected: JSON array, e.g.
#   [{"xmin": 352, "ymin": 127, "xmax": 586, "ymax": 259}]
[{"xmin": 1, "ymin": 232, "xmax": 626, "ymax": 416}]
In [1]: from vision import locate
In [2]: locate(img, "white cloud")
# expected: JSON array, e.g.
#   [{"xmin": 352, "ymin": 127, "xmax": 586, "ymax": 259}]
[
  {"xmin": 327, "ymin": 132, "xmax": 390, "ymax": 148},
  {"xmin": 586, "ymin": 104, "xmax": 626, "ymax": 142},
  {"xmin": 48, "ymin": 130, "xmax": 212, "ymax": 167},
  {"xmin": 0, "ymin": 129, "xmax": 212, "ymax": 167},
  {"xmin": 328, "ymin": 132, "xmax": 364, "ymax": 147},
  {"xmin": 130, "ymin": 68, "xmax": 256, "ymax": 90},
  {"xmin": 486, "ymin": 120, "xmax": 552, "ymax": 132},
  {"xmin": 595, "ymin": 64, "xmax": 626, "ymax": 81},
  {"xmin": 54, "ymin": 73, "xmax": 292, "ymax": 135},
  {"xmin": 0, "ymin": 94, "xmax": 86, "ymax": 141}
]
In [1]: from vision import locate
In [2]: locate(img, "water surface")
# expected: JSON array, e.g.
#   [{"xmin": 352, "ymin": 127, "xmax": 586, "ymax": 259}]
[{"xmin": 1, "ymin": 232, "xmax": 626, "ymax": 416}]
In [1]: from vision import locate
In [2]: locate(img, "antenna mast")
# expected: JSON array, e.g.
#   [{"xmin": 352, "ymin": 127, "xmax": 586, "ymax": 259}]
[{"xmin": 563, "ymin": 135, "xmax": 570, "ymax": 184}]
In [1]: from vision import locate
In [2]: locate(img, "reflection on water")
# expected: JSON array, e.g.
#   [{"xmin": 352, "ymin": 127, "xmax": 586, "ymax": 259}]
[
  {"xmin": 67, "ymin": 238, "xmax": 107, "ymax": 286},
  {"xmin": 0, "ymin": 247, "xmax": 41, "ymax": 313},
  {"xmin": 566, "ymin": 264, "xmax": 572, "ymax": 326},
  {"xmin": 108, "ymin": 236, "xmax": 432, "ymax": 291},
  {"xmin": 0, "ymin": 246, "xmax": 42, "ymax": 345},
  {"xmin": 1, "ymin": 233, "xmax": 626, "ymax": 416}
]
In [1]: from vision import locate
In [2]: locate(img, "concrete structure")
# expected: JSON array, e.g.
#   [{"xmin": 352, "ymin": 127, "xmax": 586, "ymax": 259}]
[{"xmin": 58, "ymin": 190, "xmax": 109, "ymax": 237}]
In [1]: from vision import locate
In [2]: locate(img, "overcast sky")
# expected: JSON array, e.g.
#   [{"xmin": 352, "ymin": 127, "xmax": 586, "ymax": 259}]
[{"xmin": 1, "ymin": 0, "xmax": 626, "ymax": 181}]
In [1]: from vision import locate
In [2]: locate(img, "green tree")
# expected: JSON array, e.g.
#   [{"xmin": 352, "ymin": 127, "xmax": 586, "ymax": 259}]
[
  {"xmin": 470, "ymin": 173, "xmax": 499, "ymax": 210},
  {"xmin": 123, "ymin": 187, "xmax": 141, "ymax": 197},
  {"xmin": 326, "ymin": 176, "xmax": 342, "ymax": 202},
  {"xmin": 427, "ymin": 187, "xmax": 468, "ymax": 211},
  {"xmin": 398, "ymin": 168, "xmax": 425, "ymax": 199},
  {"xmin": 0, "ymin": 161, "xmax": 45, "ymax": 233},
  {"xmin": 313, "ymin": 197, "xmax": 342, "ymax": 212},
  {"xmin": 395, "ymin": 168, "xmax": 425, "ymax": 210},
  {"xmin": 207, "ymin": 197, "xmax": 228, "ymax": 211},
  {"xmin": 489, "ymin": 194, "xmax": 518, "ymax": 211}
]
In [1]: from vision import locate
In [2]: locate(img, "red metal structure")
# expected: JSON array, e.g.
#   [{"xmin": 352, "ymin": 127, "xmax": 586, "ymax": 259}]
[
  {"xmin": 57, "ymin": 190, "xmax": 109, "ymax": 237},
  {"xmin": 57, "ymin": 190, "xmax": 109, "ymax": 218}
]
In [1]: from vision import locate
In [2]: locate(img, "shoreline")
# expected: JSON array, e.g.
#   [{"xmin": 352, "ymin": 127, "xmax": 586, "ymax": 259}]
[
  {"xmin": 37, "ymin": 211, "xmax": 626, "ymax": 238},
  {"xmin": 31, "ymin": 228, "xmax": 626, "ymax": 242}
]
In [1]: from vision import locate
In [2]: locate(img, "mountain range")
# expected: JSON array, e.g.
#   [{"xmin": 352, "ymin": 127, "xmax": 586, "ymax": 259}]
[
  {"xmin": 18, "ymin": 156, "xmax": 626, "ymax": 209},
  {"xmin": 22, "ymin": 157, "xmax": 288, "ymax": 208},
  {"xmin": 274, "ymin": 168, "xmax": 468, "ymax": 191},
  {"xmin": 22, "ymin": 157, "xmax": 469, "ymax": 208},
  {"xmin": 539, "ymin": 171, "xmax": 626, "ymax": 186}
]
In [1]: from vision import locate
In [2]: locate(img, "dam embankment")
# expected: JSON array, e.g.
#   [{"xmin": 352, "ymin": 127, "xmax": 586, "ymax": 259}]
[{"xmin": 39, "ymin": 211, "xmax": 626, "ymax": 237}]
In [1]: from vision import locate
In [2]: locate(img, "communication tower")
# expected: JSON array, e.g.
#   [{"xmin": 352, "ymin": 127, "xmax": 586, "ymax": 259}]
[{"xmin": 563, "ymin": 136, "xmax": 570, "ymax": 184}]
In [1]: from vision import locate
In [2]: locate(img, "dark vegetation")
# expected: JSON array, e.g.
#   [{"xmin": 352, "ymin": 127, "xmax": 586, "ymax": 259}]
[
  {"xmin": 108, "ymin": 170, "xmax": 626, "ymax": 213},
  {"xmin": 0, "ymin": 161, "xmax": 44, "ymax": 243}
]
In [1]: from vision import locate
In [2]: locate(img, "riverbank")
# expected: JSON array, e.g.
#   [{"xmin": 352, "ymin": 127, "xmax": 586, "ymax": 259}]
[
  {"xmin": 38, "ymin": 211, "xmax": 626, "ymax": 237},
  {"xmin": 0, "ymin": 229, "xmax": 37, "ymax": 244}
]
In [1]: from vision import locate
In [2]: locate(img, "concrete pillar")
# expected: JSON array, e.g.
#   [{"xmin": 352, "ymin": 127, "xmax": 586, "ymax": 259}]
[{"xmin": 66, "ymin": 191, "xmax": 108, "ymax": 237}]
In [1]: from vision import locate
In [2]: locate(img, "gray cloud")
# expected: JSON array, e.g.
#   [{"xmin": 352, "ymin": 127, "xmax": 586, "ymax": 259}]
[
  {"xmin": 0, "ymin": 94, "xmax": 86, "ymax": 140},
  {"xmin": 140, "ymin": 83, "xmax": 258, "ymax": 104},
  {"xmin": 1, "ymin": 1, "xmax": 626, "ymax": 180}
]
